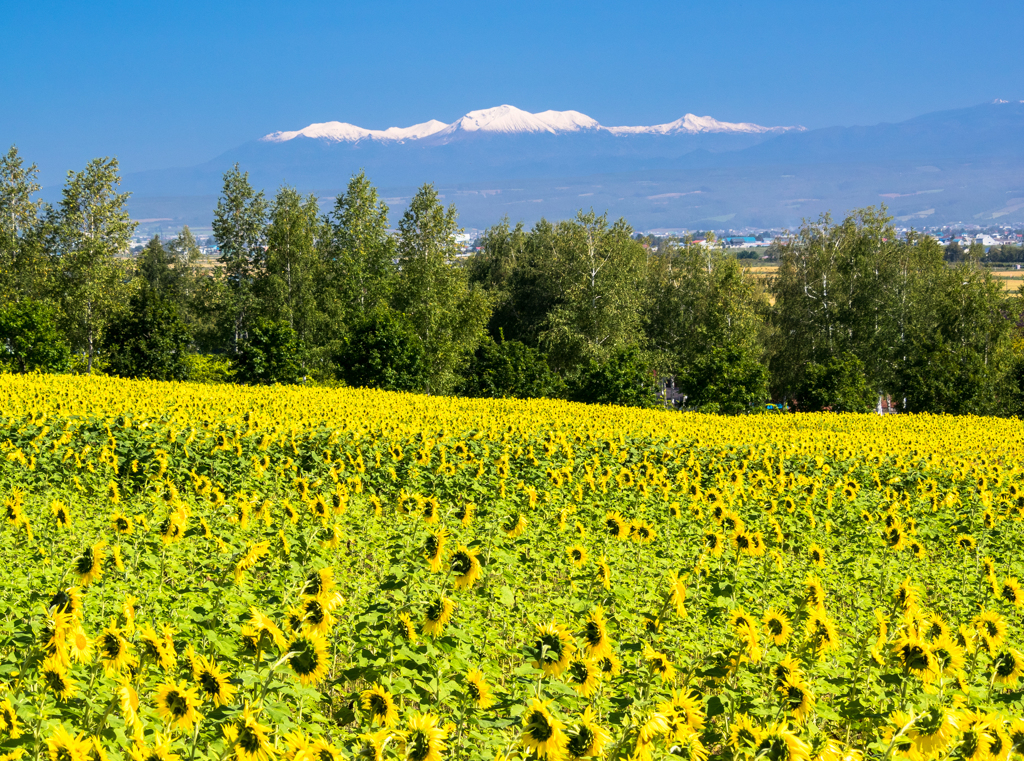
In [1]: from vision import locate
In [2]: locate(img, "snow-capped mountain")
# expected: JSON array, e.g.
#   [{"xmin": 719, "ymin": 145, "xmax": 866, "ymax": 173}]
[{"xmin": 260, "ymin": 105, "xmax": 802, "ymax": 144}]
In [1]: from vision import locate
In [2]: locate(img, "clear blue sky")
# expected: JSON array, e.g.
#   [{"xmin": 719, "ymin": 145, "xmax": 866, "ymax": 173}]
[{"xmin": 3, "ymin": 0, "xmax": 1022, "ymax": 185}]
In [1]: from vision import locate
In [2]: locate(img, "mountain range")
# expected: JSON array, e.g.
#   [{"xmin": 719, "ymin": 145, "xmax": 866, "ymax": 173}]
[{"xmin": 122, "ymin": 101, "xmax": 1024, "ymax": 232}]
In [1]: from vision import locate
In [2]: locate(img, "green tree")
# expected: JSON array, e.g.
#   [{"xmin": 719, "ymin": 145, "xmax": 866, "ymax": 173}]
[
  {"xmin": 260, "ymin": 186, "xmax": 322, "ymax": 346},
  {"xmin": 235, "ymin": 317, "xmax": 304, "ymax": 385},
  {"xmin": 322, "ymin": 171, "xmax": 396, "ymax": 323},
  {"xmin": 644, "ymin": 240, "xmax": 771, "ymax": 408},
  {"xmin": 0, "ymin": 146, "xmax": 48, "ymax": 302},
  {"xmin": 567, "ymin": 345, "xmax": 659, "ymax": 408},
  {"xmin": 213, "ymin": 165, "xmax": 267, "ymax": 354},
  {"xmin": 540, "ymin": 212, "xmax": 648, "ymax": 369},
  {"xmin": 458, "ymin": 337, "xmax": 564, "ymax": 399},
  {"xmin": 392, "ymin": 184, "xmax": 491, "ymax": 394},
  {"xmin": 335, "ymin": 308, "xmax": 426, "ymax": 392},
  {"xmin": 47, "ymin": 157, "xmax": 136, "ymax": 372},
  {"xmin": 137, "ymin": 235, "xmax": 177, "ymax": 294},
  {"xmin": 0, "ymin": 298, "xmax": 70, "ymax": 373},
  {"xmin": 795, "ymin": 352, "xmax": 876, "ymax": 412},
  {"xmin": 103, "ymin": 287, "xmax": 192, "ymax": 381}
]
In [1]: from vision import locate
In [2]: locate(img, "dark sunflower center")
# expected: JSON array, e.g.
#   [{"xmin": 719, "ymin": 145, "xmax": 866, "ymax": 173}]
[
  {"xmin": 426, "ymin": 602, "xmax": 443, "ymax": 622},
  {"xmin": 166, "ymin": 690, "xmax": 188, "ymax": 718},
  {"xmin": 526, "ymin": 710, "xmax": 554, "ymax": 742},
  {"xmin": 199, "ymin": 670, "xmax": 221, "ymax": 696},
  {"xmin": 768, "ymin": 619, "xmax": 784, "ymax": 636},
  {"xmin": 305, "ymin": 601, "xmax": 325, "ymax": 625},
  {"xmin": 44, "ymin": 668, "xmax": 67, "ymax": 694},
  {"xmin": 997, "ymin": 652, "xmax": 1018, "ymax": 677},
  {"xmin": 584, "ymin": 621, "xmax": 602, "ymax": 646},
  {"xmin": 902, "ymin": 645, "xmax": 930, "ymax": 672},
  {"xmin": 452, "ymin": 553, "xmax": 472, "ymax": 576},
  {"xmin": 407, "ymin": 731, "xmax": 430, "ymax": 761},
  {"xmin": 102, "ymin": 634, "xmax": 122, "ymax": 659},
  {"xmin": 238, "ymin": 724, "xmax": 262, "ymax": 753},
  {"xmin": 537, "ymin": 633, "xmax": 563, "ymax": 663},
  {"xmin": 291, "ymin": 640, "xmax": 320, "ymax": 676},
  {"xmin": 75, "ymin": 550, "xmax": 94, "ymax": 575},
  {"xmin": 786, "ymin": 685, "xmax": 803, "ymax": 707},
  {"xmin": 568, "ymin": 726, "xmax": 595, "ymax": 757},
  {"xmin": 569, "ymin": 661, "xmax": 589, "ymax": 684}
]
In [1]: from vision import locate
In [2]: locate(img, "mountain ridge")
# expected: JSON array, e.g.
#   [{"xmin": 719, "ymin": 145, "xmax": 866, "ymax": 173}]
[{"xmin": 260, "ymin": 104, "xmax": 804, "ymax": 145}]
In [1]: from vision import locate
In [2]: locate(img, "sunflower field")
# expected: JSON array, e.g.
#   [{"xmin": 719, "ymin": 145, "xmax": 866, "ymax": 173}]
[{"xmin": 1, "ymin": 374, "xmax": 1024, "ymax": 761}]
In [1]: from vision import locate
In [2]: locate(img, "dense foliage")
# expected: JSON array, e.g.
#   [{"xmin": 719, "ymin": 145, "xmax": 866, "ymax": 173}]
[
  {"xmin": 1, "ymin": 375, "xmax": 1024, "ymax": 760},
  {"xmin": 3, "ymin": 146, "xmax": 1024, "ymax": 414}
]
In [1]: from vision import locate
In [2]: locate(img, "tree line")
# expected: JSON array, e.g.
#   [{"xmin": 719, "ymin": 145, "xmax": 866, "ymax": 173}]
[{"xmin": 2, "ymin": 145, "xmax": 1023, "ymax": 415}]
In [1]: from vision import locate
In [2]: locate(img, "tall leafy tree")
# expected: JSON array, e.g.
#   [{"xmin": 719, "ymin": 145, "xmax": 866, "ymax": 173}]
[
  {"xmin": 540, "ymin": 211, "xmax": 648, "ymax": 368},
  {"xmin": 322, "ymin": 171, "xmax": 396, "ymax": 325},
  {"xmin": 0, "ymin": 146, "xmax": 47, "ymax": 301},
  {"xmin": 103, "ymin": 287, "xmax": 192, "ymax": 381},
  {"xmin": 47, "ymin": 157, "xmax": 135, "ymax": 372},
  {"xmin": 213, "ymin": 165, "xmax": 267, "ymax": 354},
  {"xmin": 392, "ymin": 184, "xmax": 490, "ymax": 394},
  {"xmin": 137, "ymin": 235, "xmax": 177, "ymax": 294},
  {"xmin": 260, "ymin": 186, "xmax": 322, "ymax": 351}
]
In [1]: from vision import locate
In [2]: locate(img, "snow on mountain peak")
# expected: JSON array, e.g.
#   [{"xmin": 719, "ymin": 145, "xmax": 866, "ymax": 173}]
[{"xmin": 261, "ymin": 107, "xmax": 800, "ymax": 144}]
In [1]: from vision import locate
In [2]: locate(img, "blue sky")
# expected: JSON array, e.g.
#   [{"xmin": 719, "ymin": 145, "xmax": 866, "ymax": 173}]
[{"xmin": 3, "ymin": 0, "xmax": 1022, "ymax": 185}]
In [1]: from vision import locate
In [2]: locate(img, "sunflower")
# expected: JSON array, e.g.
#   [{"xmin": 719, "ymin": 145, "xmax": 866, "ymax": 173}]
[
  {"xmin": 894, "ymin": 578, "xmax": 920, "ymax": 615},
  {"xmin": 248, "ymin": 608, "xmax": 288, "ymax": 653},
  {"xmin": 566, "ymin": 657, "xmax": 601, "ymax": 697},
  {"xmin": 929, "ymin": 633, "xmax": 965, "ymax": 676},
  {"xmin": 532, "ymin": 621, "xmax": 574, "ymax": 677},
  {"xmin": 634, "ymin": 712, "xmax": 671, "ymax": 761},
  {"xmin": 668, "ymin": 571, "xmax": 687, "ymax": 617},
  {"xmin": 67, "ymin": 624, "xmax": 93, "ymax": 665},
  {"xmin": 668, "ymin": 730, "xmax": 708, "ymax": 761},
  {"xmin": 730, "ymin": 713, "xmax": 761, "ymax": 754},
  {"xmin": 423, "ymin": 528, "xmax": 448, "ymax": 573},
  {"xmin": 703, "ymin": 532, "xmax": 725, "ymax": 557},
  {"xmin": 805, "ymin": 609, "xmax": 839, "ymax": 656},
  {"xmin": 993, "ymin": 648, "xmax": 1024, "ymax": 686},
  {"xmin": 521, "ymin": 698, "xmax": 566, "ymax": 760},
  {"xmin": 51, "ymin": 500, "xmax": 71, "ymax": 529},
  {"xmin": 154, "ymin": 680, "xmax": 202, "ymax": 732},
  {"xmin": 906, "ymin": 704, "xmax": 960, "ymax": 756},
  {"xmin": 957, "ymin": 535, "xmax": 977, "ymax": 552},
  {"xmin": 604, "ymin": 511, "xmax": 627, "ymax": 539},
  {"xmin": 117, "ymin": 678, "xmax": 143, "ymax": 743},
  {"xmin": 40, "ymin": 657, "xmax": 77, "ymax": 701},
  {"xmin": 596, "ymin": 556, "xmax": 611, "ymax": 590},
  {"xmin": 0, "ymin": 697, "xmax": 20, "ymax": 739},
  {"xmin": 466, "ymin": 668, "xmax": 493, "ymax": 709},
  {"xmin": 808, "ymin": 544, "xmax": 825, "ymax": 567},
  {"xmin": 98, "ymin": 621, "xmax": 133, "ymax": 676},
  {"xmin": 778, "ymin": 677, "xmax": 815, "ymax": 724},
  {"xmin": 45, "ymin": 723, "xmax": 91, "ymax": 761},
  {"xmin": 362, "ymin": 684, "xmax": 399, "ymax": 727},
  {"xmin": 351, "ymin": 729, "xmax": 393, "ymax": 761},
  {"xmin": 300, "ymin": 595, "xmax": 336, "ymax": 637},
  {"xmin": 422, "ymin": 597, "xmax": 455, "ymax": 637},
  {"xmin": 502, "ymin": 513, "xmax": 527, "ymax": 538},
  {"xmin": 763, "ymin": 609, "xmax": 792, "ymax": 647},
  {"xmin": 644, "ymin": 644, "xmax": 676, "ymax": 683},
  {"xmin": 222, "ymin": 703, "xmax": 275, "ymax": 761},
  {"xmin": 755, "ymin": 722, "xmax": 811, "ymax": 761},
  {"xmin": 804, "ymin": 575, "xmax": 826, "ymax": 610},
  {"xmin": 1000, "ymin": 578, "xmax": 1023, "ymax": 608},
  {"xmin": 286, "ymin": 632, "xmax": 329, "ymax": 686},
  {"xmin": 566, "ymin": 544, "xmax": 587, "ymax": 569},
  {"xmin": 450, "ymin": 546, "xmax": 482, "ymax": 590},
  {"xmin": 952, "ymin": 715, "xmax": 993, "ymax": 761},
  {"xmin": 596, "ymin": 651, "xmax": 621, "ymax": 677},
  {"xmin": 301, "ymin": 567, "xmax": 335, "ymax": 597},
  {"xmin": 74, "ymin": 541, "xmax": 106, "ymax": 587},
  {"xmin": 582, "ymin": 606, "xmax": 612, "ymax": 660},
  {"xmin": 453, "ymin": 502, "xmax": 475, "ymax": 526},
  {"xmin": 402, "ymin": 712, "xmax": 447, "ymax": 761},
  {"xmin": 192, "ymin": 655, "xmax": 237, "ymax": 708},
  {"xmin": 974, "ymin": 608, "xmax": 1008, "ymax": 651},
  {"xmin": 566, "ymin": 707, "xmax": 611, "ymax": 759},
  {"xmin": 309, "ymin": 739, "xmax": 345, "ymax": 761},
  {"xmin": 923, "ymin": 614, "xmax": 949, "ymax": 641},
  {"xmin": 631, "ymin": 519, "xmax": 656, "ymax": 544},
  {"xmin": 397, "ymin": 612, "xmax": 418, "ymax": 643},
  {"xmin": 138, "ymin": 624, "xmax": 175, "ymax": 672},
  {"xmin": 893, "ymin": 634, "xmax": 939, "ymax": 683},
  {"xmin": 666, "ymin": 689, "xmax": 706, "ymax": 735}
]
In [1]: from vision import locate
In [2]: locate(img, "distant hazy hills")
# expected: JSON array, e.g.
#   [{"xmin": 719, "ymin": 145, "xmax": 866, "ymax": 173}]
[{"xmin": 123, "ymin": 101, "xmax": 1024, "ymax": 231}]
